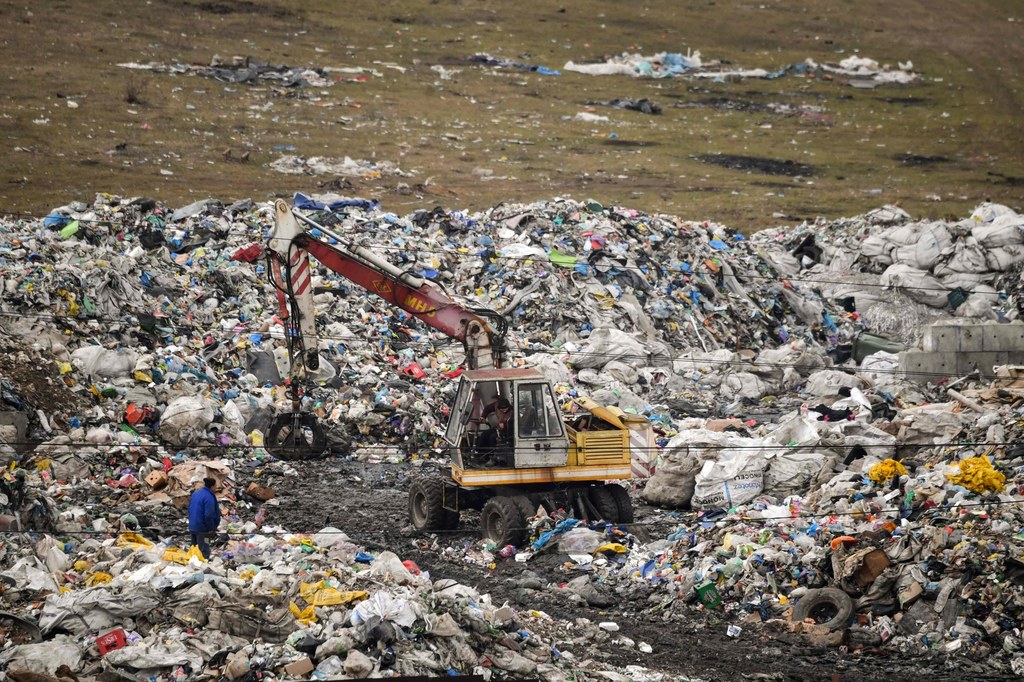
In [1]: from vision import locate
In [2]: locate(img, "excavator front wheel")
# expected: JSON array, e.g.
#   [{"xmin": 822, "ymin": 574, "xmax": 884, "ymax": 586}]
[
  {"xmin": 408, "ymin": 475, "xmax": 459, "ymax": 532},
  {"xmin": 265, "ymin": 412, "xmax": 327, "ymax": 460}
]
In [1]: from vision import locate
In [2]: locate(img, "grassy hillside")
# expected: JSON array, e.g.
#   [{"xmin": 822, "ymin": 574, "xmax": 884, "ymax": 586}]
[{"xmin": 0, "ymin": 0, "xmax": 1021, "ymax": 230}]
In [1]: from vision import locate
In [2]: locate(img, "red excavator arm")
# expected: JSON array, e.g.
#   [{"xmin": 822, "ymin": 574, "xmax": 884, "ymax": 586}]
[
  {"xmin": 263, "ymin": 199, "xmax": 509, "ymax": 457},
  {"xmin": 267, "ymin": 199, "xmax": 507, "ymax": 377}
]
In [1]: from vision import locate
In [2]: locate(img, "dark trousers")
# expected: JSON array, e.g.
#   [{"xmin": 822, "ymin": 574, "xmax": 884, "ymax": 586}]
[
  {"xmin": 476, "ymin": 429, "xmax": 512, "ymax": 467},
  {"xmin": 190, "ymin": 531, "xmax": 212, "ymax": 559}
]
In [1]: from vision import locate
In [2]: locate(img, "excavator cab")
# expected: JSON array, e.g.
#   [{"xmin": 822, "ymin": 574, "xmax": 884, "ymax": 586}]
[{"xmin": 444, "ymin": 368, "xmax": 567, "ymax": 471}]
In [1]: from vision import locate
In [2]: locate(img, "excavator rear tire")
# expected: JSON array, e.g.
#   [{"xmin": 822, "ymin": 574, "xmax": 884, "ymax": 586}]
[
  {"xmin": 588, "ymin": 486, "xmax": 620, "ymax": 524},
  {"xmin": 409, "ymin": 476, "xmax": 458, "ymax": 532},
  {"xmin": 512, "ymin": 495, "xmax": 537, "ymax": 524},
  {"xmin": 511, "ymin": 495, "xmax": 537, "ymax": 544},
  {"xmin": 605, "ymin": 484, "xmax": 634, "ymax": 525},
  {"xmin": 265, "ymin": 413, "xmax": 327, "ymax": 460},
  {"xmin": 481, "ymin": 496, "xmax": 526, "ymax": 548}
]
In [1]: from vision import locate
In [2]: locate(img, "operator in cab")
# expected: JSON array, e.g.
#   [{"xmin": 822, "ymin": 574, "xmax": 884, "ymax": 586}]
[{"xmin": 477, "ymin": 396, "xmax": 514, "ymax": 466}]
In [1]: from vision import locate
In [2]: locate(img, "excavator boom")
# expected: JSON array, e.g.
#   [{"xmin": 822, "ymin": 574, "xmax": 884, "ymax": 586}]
[{"xmin": 268, "ymin": 199, "xmax": 506, "ymax": 376}]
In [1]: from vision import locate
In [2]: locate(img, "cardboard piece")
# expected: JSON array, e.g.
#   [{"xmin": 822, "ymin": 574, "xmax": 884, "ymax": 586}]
[
  {"xmin": 788, "ymin": 620, "xmax": 845, "ymax": 646},
  {"xmin": 899, "ymin": 582, "xmax": 924, "ymax": 608},
  {"xmin": 145, "ymin": 470, "xmax": 169, "ymax": 490},
  {"xmin": 282, "ymin": 657, "xmax": 315, "ymax": 677},
  {"xmin": 704, "ymin": 418, "xmax": 745, "ymax": 432},
  {"xmin": 854, "ymin": 548, "xmax": 891, "ymax": 588},
  {"xmin": 246, "ymin": 482, "xmax": 276, "ymax": 501},
  {"xmin": 224, "ymin": 650, "xmax": 251, "ymax": 679}
]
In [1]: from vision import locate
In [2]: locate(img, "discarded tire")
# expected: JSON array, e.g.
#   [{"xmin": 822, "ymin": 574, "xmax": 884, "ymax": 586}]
[
  {"xmin": 791, "ymin": 587, "xmax": 855, "ymax": 631},
  {"xmin": 408, "ymin": 476, "xmax": 458, "ymax": 532},
  {"xmin": 481, "ymin": 496, "xmax": 526, "ymax": 547}
]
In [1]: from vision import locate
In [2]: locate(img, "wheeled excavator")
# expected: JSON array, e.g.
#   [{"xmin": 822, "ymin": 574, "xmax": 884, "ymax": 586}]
[{"xmin": 264, "ymin": 199, "xmax": 653, "ymax": 546}]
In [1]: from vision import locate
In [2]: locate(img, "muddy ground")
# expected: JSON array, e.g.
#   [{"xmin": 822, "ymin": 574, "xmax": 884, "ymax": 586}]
[{"xmin": 242, "ymin": 458, "xmax": 1013, "ymax": 682}]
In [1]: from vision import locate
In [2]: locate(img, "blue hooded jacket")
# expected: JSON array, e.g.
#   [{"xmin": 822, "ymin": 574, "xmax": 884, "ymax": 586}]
[{"xmin": 188, "ymin": 486, "xmax": 220, "ymax": 533}]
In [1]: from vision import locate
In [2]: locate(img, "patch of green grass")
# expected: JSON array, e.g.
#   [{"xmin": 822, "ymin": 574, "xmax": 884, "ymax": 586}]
[{"xmin": 0, "ymin": 0, "xmax": 1021, "ymax": 231}]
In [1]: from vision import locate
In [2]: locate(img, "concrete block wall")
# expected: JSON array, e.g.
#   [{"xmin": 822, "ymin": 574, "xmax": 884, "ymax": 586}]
[{"xmin": 900, "ymin": 321, "xmax": 1024, "ymax": 382}]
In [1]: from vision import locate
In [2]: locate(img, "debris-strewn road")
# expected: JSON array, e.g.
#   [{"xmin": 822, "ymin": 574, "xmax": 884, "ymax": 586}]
[{"xmin": 263, "ymin": 459, "xmax": 1009, "ymax": 682}]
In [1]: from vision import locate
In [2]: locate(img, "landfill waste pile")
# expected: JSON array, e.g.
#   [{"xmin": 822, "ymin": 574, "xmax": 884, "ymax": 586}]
[
  {"xmin": 118, "ymin": 50, "xmax": 920, "ymax": 92},
  {"xmin": 0, "ymin": 192, "xmax": 1022, "ymax": 680},
  {"xmin": 118, "ymin": 56, "xmax": 382, "ymax": 89},
  {"xmin": 563, "ymin": 51, "xmax": 919, "ymax": 85},
  {"xmin": 268, "ymin": 156, "xmax": 411, "ymax": 179}
]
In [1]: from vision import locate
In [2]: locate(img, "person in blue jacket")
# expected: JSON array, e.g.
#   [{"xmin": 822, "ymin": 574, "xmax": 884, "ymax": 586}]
[{"xmin": 188, "ymin": 477, "xmax": 221, "ymax": 559}]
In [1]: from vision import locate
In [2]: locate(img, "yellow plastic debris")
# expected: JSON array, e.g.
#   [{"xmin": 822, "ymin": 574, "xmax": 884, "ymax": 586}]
[
  {"xmin": 868, "ymin": 458, "xmax": 907, "ymax": 483},
  {"xmin": 299, "ymin": 581, "xmax": 368, "ymax": 607},
  {"xmin": 594, "ymin": 543, "xmax": 628, "ymax": 555},
  {"xmin": 289, "ymin": 602, "xmax": 316, "ymax": 625},
  {"xmin": 947, "ymin": 456, "xmax": 1006, "ymax": 494},
  {"xmin": 85, "ymin": 572, "xmax": 113, "ymax": 586},
  {"xmin": 73, "ymin": 560, "xmax": 88, "ymax": 572},
  {"xmin": 35, "ymin": 458, "xmax": 52, "ymax": 472},
  {"xmin": 117, "ymin": 532, "xmax": 154, "ymax": 551},
  {"xmin": 163, "ymin": 545, "xmax": 206, "ymax": 564}
]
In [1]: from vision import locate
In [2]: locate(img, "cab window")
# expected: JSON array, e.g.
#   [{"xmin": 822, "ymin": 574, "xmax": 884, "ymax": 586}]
[{"xmin": 516, "ymin": 383, "xmax": 562, "ymax": 438}]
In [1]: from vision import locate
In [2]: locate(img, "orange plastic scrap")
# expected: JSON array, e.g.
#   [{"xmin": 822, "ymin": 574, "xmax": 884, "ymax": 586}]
[{"xmin": 830, "ymin": 536, "xmax": 857, "ymax": 551}]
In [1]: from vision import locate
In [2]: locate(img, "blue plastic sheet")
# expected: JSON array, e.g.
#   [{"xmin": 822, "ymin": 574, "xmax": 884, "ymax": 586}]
[
  {"xmin": 531, "ymin": 518, "xmax": 580, "ymax": 551},
  {"xmin": 293, "ymin": 192, "xmax": 379, "ymax": 212},
  {"xmin": 43, "ymin": 213, "xmax": 71, "ymax": 230}
]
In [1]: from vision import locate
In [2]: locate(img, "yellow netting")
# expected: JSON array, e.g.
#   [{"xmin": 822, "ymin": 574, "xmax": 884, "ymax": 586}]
[
  {"xmin": 117, "ymin": 532, "xmax": 154, "ymax": 551},
  {"xmin": 868, "ymin": 458, "xmax": 907, "ymax": 483},
  {"xmin": 163, "ymin": 545, "xmax": 207, "ymax": 564},
  {"xmin": 947, "ymin": 456, "xmax": 1006, "ymax": 494},
  {"xmin": 594, "ymin": 543, "xmax": 628, "ymax": 555},
  {"xmin": 85, "ymin": 572, "xmax": 113, "ymax": 586}
]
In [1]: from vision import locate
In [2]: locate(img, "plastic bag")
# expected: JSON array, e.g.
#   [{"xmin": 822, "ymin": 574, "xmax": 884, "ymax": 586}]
[
  {"xmin": 804, "ymin": 370, "xmax": 864, "ymax": 397},
  {"xmin": 163, "ymin": 545, "xmax": 206, "ymax": 565},
  {"xmin": 557, "ymin": 527, "xmax": 606, "ymax": 553},
  {"xmin": 569, "ymin": 328, "xmax": 648, "ymax": 369},
  {"xmin": 70, "ymin": 345, "xmax": 139, "ymax": 378},
  {"xmin": 159, "ymin": 396, "xmax": 216, "ymax": 446},
  {"xmin": 692, "ymin": 449, "xmax": 766, "ymax": 509},
  {"xmin": 879, "ymin": 264, "xmax": 948, "ymax": 308},
  {"xmin": 765, "ymin": 451, "xmax": 830, "ymax": 497}
]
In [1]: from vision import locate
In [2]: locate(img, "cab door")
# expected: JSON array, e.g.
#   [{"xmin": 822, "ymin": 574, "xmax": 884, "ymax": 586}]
[
  {"xmin": 512, "ymin": 381, "xmax": 568, "ymax": 468},
  {"xmin": 443, "ymin": 377, "xmax": 475, "ymax": 468}
]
